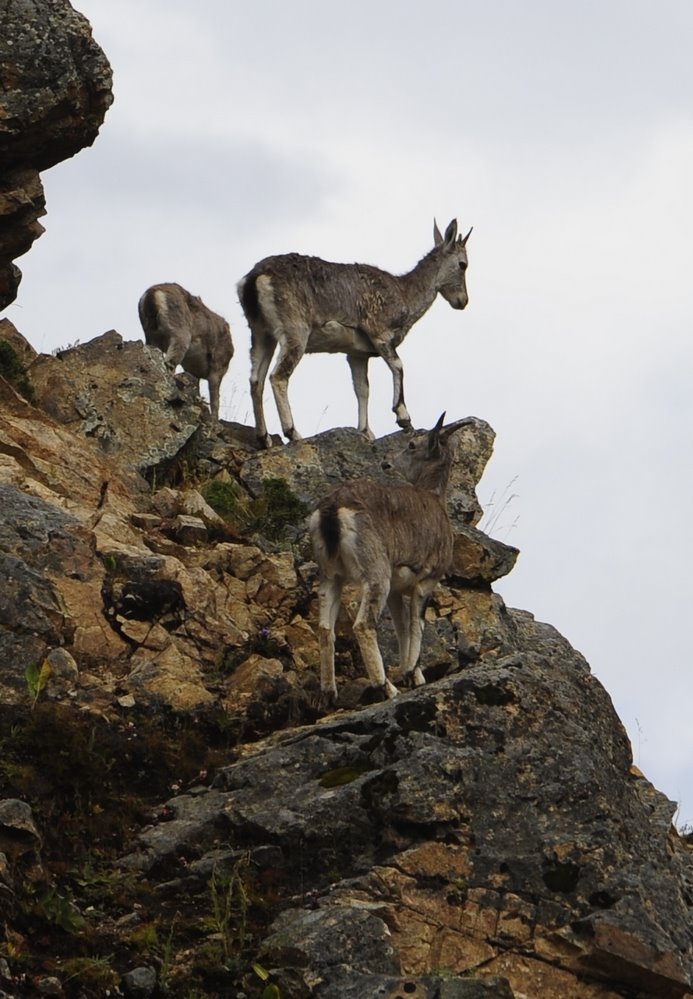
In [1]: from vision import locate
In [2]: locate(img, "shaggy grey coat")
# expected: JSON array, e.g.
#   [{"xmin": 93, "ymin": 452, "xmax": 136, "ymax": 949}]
[
  {"xmin": 139, "ymin": 282, "xmax": 234, "ymax": 421},
  {"xmin": 238, "ymin": 219, "xmax": 471, "ymax": 446},
  {"xmin": 309, "ymin": 413, "xmax": 473, "ymax": 703}
]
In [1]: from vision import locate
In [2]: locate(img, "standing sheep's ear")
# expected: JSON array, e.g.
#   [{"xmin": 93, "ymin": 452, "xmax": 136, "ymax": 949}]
[
  {"xmin": 433, "ymin": 219, "xmax": 443, "ymax": 245},
  {"xmin": 460, "ymin": 226, "xmax": 473, "ymax": 246},
  {"xmin": 443, "ymin": 219, "xmax": 458, "ymax": 249}
]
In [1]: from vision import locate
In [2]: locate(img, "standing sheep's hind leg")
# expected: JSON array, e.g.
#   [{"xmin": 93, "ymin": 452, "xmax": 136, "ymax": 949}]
[
  {"xmin": 250, "ymin": 331, "xmax": 276, "ymax": 447},
  {"xmin": 269, "ymin": 327, "xmax": 308, "ymax": 442}
]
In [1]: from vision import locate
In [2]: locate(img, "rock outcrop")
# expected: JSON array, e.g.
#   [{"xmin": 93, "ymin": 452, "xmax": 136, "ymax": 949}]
[
  {"xmin": 0, "ymin": 0, "xmax": 113, "ymax": 307},
  {"xmin": 0, "ymin": 330, "xmax": 692, "ymax": 998}
]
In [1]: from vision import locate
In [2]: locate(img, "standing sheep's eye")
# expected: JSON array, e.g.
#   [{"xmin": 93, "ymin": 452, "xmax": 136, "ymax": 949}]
[{"xmin": 459, "ymin": 261, "xmax": 467, "ymax": 272}]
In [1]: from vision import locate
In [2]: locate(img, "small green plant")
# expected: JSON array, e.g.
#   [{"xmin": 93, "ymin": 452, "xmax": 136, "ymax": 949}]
[
  {"xmin": 125, "ymin": 920, "xmax": 160, "ymax": 952},
  {"xmin": 202, "ymin": 477, "xmax": 253, "ymax": 528},
  {"xmin": 51, "ymin": 339, "xmax": 81, "ymax": 356},
  {"xmin": 25, "ymin": 660, "xmax": 51, "ymax": 709},
  {"xmin": 62, "ymin": 955, "xmax": 119, "ymax": 991},
  {"xmin": 253, "ymin": 963, "xmax": 282, "ymax": 998},
  {"xmin": 201, "ymin": 854, "xmax": 252, "ymax": 969},
  {"xmin": 0, "ymin": 339, "xmax": 35, "ymax": 402},
  {"xmin": 159, "ymin": 912, "xmax": 179, "ymax": 994},
  {"xmin": 36, "ymin": 886, "xmax": 86, "ymax": 933}
]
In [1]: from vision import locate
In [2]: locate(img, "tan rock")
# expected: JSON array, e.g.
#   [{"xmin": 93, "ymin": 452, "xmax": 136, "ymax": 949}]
[
  {"xmin": 127, "ymin": 645, "xmax": 215, "ymax": 711},
  {"xmin": 396, "ymin": 841, "xmax": 473, "ymax": 882},
  {"xmin": 281, "ymin": 618, "xmax": 320, "ymax": 671},
  {"xmin": 179, "ymin": 489, "xmax": 225, "ymax": 529},
  {"xmin": 482, "ymin": 952, "xmax": 624, "ymax": 999},
  {"xmin": 174, "ymin": 514, "xmax": 208, "ymax": 545},
  {"xmin": 226, "ymin": 654, "xmax": 284, "ymax": 695},
  {"xmin": 221, "ymin": 543, "xmax": 266, "ymax": 581}
]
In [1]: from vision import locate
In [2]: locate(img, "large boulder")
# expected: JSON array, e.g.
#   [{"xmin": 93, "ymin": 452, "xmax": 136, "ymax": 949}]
[
  {"xmin": 0, "ymin": 0, "xmax": 113, "ymax": 307},
  {"xmin": 29, "ymin": 331, "xmax": 208, "ymax": 476},
  {"xmin": 122, "ymin": 611, "xmax": 693, "ymax": 998}
]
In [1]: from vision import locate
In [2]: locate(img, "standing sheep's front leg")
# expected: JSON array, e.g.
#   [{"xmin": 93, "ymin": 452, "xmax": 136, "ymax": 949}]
[
  {"xmin": 207, "ymin": 369, "xmax": 222, "ymax": 421},
  {"xmin": 370, "ymin": 337, "xmax": 412, "ymax": 431}
]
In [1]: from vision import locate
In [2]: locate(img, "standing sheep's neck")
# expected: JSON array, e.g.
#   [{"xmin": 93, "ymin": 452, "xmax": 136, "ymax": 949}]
[{"xmin": 396, "ymin": 246, "xmax": 445, "ymax": 326}]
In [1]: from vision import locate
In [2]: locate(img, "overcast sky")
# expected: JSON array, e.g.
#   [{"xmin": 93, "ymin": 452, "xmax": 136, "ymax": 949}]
[{"xmin": 9, "ymin": 1, "xmax": 693, "ymax": 823}]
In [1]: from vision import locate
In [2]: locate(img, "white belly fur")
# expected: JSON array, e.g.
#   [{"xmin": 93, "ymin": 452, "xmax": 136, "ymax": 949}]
[{"xmin": 307, "ymin": 321, "xmax": 375, "ymax": 355}]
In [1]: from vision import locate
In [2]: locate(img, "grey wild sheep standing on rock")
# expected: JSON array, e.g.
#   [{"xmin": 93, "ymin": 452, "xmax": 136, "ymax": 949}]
[
  {"xmin": 309, "ymin": 413, "xmax": 475, "ymax": 704},
  {"xmin": 138, "ymin": 282, "xmax": 234, "ymax": 421},
  {"xmin": 237, "ymin": 219, "xmax": 472, "ymax": 448}
]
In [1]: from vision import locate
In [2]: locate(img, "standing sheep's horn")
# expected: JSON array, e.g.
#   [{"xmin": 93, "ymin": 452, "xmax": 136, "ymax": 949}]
[{"xmin": 441, "ymin": 416, "xmax": 475, "ymax": 440}]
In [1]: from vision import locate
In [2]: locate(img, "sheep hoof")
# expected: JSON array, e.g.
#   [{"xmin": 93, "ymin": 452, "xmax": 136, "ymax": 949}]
[
  {"xmin": 383, "ymin": 680, "xmax": 399, "ymax": 699},
  {"xmin": 319, "ymin": 688, "xmax": 338, "ymax": 712}
]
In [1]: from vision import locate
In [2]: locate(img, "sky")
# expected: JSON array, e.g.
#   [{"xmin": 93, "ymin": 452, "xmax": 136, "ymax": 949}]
[{"xmin": 7, "ymin": 1, "xmax": 693, "ymax": 823}]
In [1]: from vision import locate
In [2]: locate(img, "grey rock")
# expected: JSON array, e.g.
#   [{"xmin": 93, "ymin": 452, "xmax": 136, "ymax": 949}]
[
  {"xmin": 30, "ymin": 332, "xmax": 206, "ymax": 475},
  {"xmin": 121, "ymin": 965, "xmax": 157, "ymax": 997}
]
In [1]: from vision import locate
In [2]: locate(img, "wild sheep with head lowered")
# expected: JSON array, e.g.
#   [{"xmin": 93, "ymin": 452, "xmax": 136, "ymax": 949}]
[
  {"xmin": 138, "ymin": 282, "xmax": 234, "ymax": 421},
  {"xmin": 237, "ymin": 219, "xmax": 472, "ymax": 448},
  {"xmin": 308, "ymin": 413, "xmax": 474, "ymax": 704}
]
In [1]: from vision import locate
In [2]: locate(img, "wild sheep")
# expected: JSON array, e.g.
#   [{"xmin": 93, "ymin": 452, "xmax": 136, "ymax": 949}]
[
  {"xmin": 138, "ymin": 282, "xmax": 234, "ymax": 421},
  {"xmin": 237, "ymin": 219, "xmax": 472, "ymax": 447},
  {"xmin": 308, "ymin": 413, "xmax": 474, "ymax": 704}
]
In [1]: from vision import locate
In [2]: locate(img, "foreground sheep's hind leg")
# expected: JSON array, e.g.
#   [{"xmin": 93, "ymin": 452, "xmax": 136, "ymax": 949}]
[
  {"xmin": 353, "ymin": 581, "xmax": 399, "ymax": 699},
  {"xmin": 400, "ymin": 586, "xmax": 428, "ymax": 688},
  {"xmin": 317, "ymin": 576, "xmax": 342, "ymax": 706}
]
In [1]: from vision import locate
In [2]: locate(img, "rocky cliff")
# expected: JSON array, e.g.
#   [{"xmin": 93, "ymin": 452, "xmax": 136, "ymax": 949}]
[
  {"xmin": 0, "ymin": 325, "xmax": 692, "ymax": 999},
  {"xmin": 2, "ymin": 3, "xmax": 693, "ymax": 996}
]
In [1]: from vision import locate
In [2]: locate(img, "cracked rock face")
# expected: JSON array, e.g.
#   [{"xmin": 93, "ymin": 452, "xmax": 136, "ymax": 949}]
[
  {"xmin": 0, "ymin": 0, "xmax": 113, "ymax": 307},
  {"xmin": 123, "ymin": 617, "xmax": 693, "ymax": 997},
  {"xmin": 1, "ymin": 329, "xmax": 692, "ymax": 996}
]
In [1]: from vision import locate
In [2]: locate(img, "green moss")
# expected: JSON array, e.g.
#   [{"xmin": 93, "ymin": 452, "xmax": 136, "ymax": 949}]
[
  {"xmin": 318, "ymin": 765, "xmax": 370, "ymax": 788},
  {"xmin": 0, "ymin": 338, "xmax": 35, "ymax": 403},
  {"xmin": 251, "ymin": 477, "xmax": 308, "ymax": 541}
]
